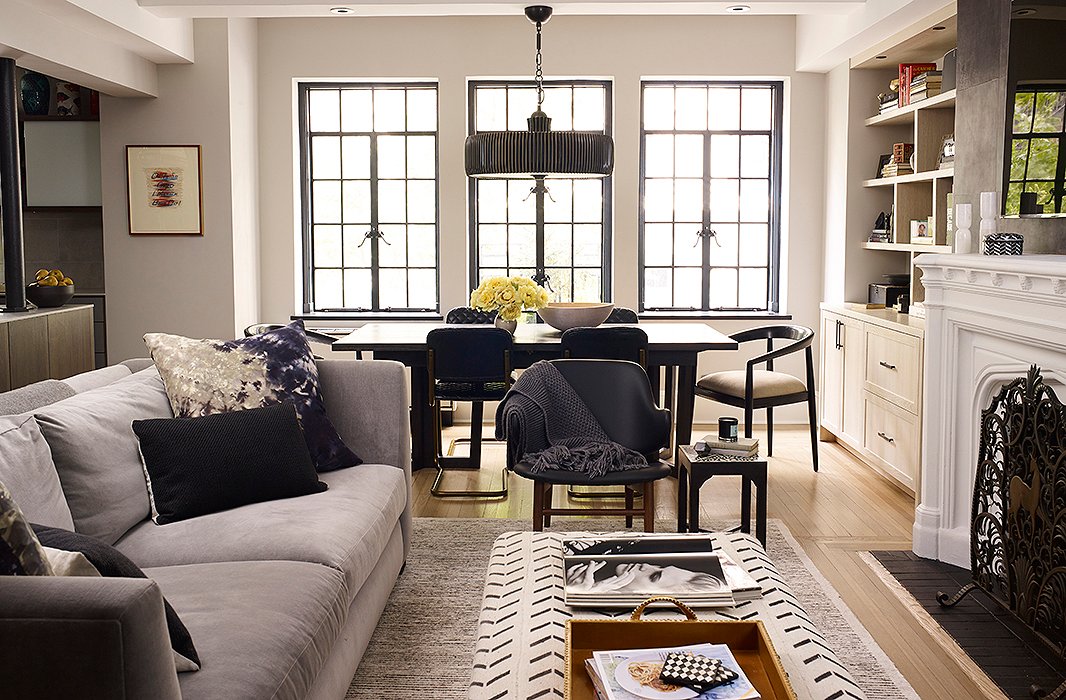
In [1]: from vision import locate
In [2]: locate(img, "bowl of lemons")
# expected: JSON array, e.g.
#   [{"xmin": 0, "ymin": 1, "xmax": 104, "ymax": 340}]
[{"xmin": 27, "ymin": 269, "xmax": 75, "ymax": 308}]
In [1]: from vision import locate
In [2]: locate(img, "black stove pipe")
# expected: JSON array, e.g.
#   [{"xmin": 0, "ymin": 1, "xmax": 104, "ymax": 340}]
[{"xmin": 0, "ymin": 57, "xmax": 28, "ymax": 312}]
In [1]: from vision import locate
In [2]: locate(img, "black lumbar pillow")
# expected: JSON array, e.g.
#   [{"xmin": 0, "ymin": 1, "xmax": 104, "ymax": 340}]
[
  {"xmin": 31, "ymin": 524, "xmax": 201, "ymax": 672},
  {"xmin": 133, "ymin": 402, "xmax": 327, "ymax": 525}
]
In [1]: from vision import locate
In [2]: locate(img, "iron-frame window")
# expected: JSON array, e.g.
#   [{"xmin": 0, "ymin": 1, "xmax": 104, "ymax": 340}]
[
  {"xmin": 639, "ymin": 80, "xmax": 784, "ymax": 313},
  {"xmin": 1006, "ymin": 86, "xmax": 1066, "ymax": 215},
  {"xmin": 299, "ymin": 82, "xmax": 440, "ymax": 314},
  {"xmin": 468, "ymin": 79, "xmax": 613, "ymax": 302}
]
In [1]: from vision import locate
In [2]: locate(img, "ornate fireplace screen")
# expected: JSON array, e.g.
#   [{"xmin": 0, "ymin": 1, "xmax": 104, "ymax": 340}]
[{"xmin": 938, "ymin": 366, "xmax": 1066, "ymax": 698}]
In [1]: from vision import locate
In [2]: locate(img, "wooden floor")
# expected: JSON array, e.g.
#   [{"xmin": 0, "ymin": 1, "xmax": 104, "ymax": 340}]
[{"xmin": 412, "ymin": 424, "xmax": 996, "ymax": 700}]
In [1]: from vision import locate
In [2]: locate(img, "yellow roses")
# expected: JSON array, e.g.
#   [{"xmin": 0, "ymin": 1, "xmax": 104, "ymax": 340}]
[{"xmin": 470, "ymin": 276, "xmax": 550, "ymax": 322}]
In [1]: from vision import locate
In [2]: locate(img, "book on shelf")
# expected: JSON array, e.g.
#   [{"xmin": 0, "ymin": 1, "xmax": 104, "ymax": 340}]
[
  {"xmin": 891, "ymin": 142, "xmax": 914, "ymax": 163},
  {"xmin": 909, "ymin": 85, "xmax": 943, "ymax": 102},
  {"xmin": 869, "ymin": 231, "xmax": 891, "ymax": 243},
  {"xmin": 881, "ymin": 163, "xmax": 914, "ymax": 178},
  {"xmin": 946, "ymin": 192, "xmax": 955, "ymax": 246},
  {"xmin": 588, "ymin": 643, "xmax": 761, "ymax": 700},
  {"xmin": 898, "ymin": 63, "xmax": 937, "ymax": 106},
  {"xmin": 910, "ymin": 70, "xmax": 942, "ymax": 88},
  {"xmin": 696, "ymin": 435, "xmax": 759, "ymax": 455}
]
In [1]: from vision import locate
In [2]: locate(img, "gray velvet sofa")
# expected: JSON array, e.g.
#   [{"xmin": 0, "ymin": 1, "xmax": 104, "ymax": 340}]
[{"xmin": 0, "ymin": 359, "xmax": 412, "ymax": 700}]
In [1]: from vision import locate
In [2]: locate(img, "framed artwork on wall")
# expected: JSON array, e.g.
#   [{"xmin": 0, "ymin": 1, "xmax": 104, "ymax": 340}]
[{"xmin": 126, "ymin": 145, "xmax": 203, "ymax": 235}]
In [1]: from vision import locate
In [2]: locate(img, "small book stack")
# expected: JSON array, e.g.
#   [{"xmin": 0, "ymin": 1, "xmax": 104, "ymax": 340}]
[
  {"xmin": 697, "ymin": 435, "xmax": 759, "ymax": 458},
  {"xmin": 898, "ymin": 62, "xmax": 938, "ymax": 106},
  {"xmin": 878, "ymin": 90, "xmax": 899, "ymax": 114},
  {"xmin": 881, "ymin": 143, "xmax": 914, "ymax": 178},
  {"xmin": 586, "ymin": 643, "xmax": 761, "ymax": 700},
  {"xmin": 909, "ymin": 70, "xmax": 943, "ymax": 102}
]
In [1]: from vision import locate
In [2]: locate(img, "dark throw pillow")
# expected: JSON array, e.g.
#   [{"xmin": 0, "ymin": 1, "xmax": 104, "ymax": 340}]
[
  {"xmin": 133, "ymin": 402, "xmax": 327, "ymax": 525},
  {"xmin": 31, "ymin": 524, "xmax": 201, "ymax": 672},
  {"xmin": 143, "ymin": 319, "xmax": 361, "ymax": 472}
]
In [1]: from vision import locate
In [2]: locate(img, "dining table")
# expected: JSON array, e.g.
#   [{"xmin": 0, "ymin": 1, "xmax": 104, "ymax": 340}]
[{"xmin": 332, "ymin": 321, "xmax": 738, "ymax": 470}]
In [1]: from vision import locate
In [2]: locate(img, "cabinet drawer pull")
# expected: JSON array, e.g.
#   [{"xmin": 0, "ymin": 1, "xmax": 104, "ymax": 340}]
[
  {"xmin": 877, "ymin": 431, "xmax": 895, "ymax": 443},
  {"xmin": 878, "ymin": 361, "xmax": 897, "ymax": 370}
]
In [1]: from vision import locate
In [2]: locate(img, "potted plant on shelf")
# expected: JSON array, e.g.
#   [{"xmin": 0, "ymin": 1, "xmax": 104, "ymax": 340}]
[{"xmin": 470, "ymin": 276, "xmax": 550, "ymax": 334}]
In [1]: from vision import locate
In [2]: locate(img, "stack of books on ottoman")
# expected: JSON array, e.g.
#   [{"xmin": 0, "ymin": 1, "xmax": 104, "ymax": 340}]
[
  {"xmin": 585, "ymin": 643, "xmax": 761, "ymax": 699},
  {"xmin": 562, "ymin": 535, "xmax": 762, "ymax": 609}
]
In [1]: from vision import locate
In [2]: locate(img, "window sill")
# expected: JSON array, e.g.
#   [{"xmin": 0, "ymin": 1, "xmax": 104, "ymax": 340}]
[
  {"xmin": 292, "ymin": 311, "xmax": 443, "ymax": 323},
  {"xmin": 637, "ymin": 310, "xmax": 793, "ymax": 321}
]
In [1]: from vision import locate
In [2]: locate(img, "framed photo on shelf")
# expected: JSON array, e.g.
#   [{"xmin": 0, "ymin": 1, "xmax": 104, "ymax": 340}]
[
  {"xmin": 126, "ymin": 145, "xmax": 203, "ymax": 235},
  {"xmin": 875, "ymin": 154, "xmax": 892, "ymax": 178}
]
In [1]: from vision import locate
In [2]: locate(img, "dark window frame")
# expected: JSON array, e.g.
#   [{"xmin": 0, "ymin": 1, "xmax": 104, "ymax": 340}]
[
  {"xmin": 1005, "ymin": 84, "xmax": 1066, "ymax": 216},
  {"xmin": 466, "ymin": 78, "xmax": 614, "ymax": 302},
  {"xmin": 298, "ymin": 81, "xmax": 441, "ymax": 315},
  {"xmin": 637, "ymin": 80, "xmax": 784, "ymax": 314}
]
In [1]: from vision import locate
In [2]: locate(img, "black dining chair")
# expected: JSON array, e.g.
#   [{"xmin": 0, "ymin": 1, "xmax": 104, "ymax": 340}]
[
  {"xmin": 509, "ymin": 359, "xmax": 672, "ymax": 531},
  {"xmin": 603, "ymin": 307, "xmax": 675, "ymax": 440},
  {"xmin": 428, "ymin": 326, "xmax": 514, "ymax": 498},
  {"xmin": 445, "ymin": 306, "xmax": 497, "ymax": 324},
  {"xmin": 604, "ymin": 307, "xmax": 639, "ymax": 324},
  {"xmin": 694, "ymin": 325, "xmax": 818, "ymax": 471},
  {"xmin": 243, "ymin": 323, "xmax": 359, "ymax": 359},
  {"xmin": 560, "ymin": 326, "xmax": 648, "ymax": 366}
]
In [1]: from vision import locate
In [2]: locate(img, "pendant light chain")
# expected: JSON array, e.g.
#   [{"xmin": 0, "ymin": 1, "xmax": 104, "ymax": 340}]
[{"xmin": 535, "ymin": 21, "xmax": 544, "ymax": 108}]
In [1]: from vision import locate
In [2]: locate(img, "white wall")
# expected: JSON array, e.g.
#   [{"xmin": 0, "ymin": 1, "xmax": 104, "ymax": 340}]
[{"xmin": 256, "ymin": 14, "xmax": 827, "ymax": 425}]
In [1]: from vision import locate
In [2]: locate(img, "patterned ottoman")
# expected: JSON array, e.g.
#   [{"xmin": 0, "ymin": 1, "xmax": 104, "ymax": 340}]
[{"xmin": 468, "ymin": 530, "xmax": 864, "ymax": 700}]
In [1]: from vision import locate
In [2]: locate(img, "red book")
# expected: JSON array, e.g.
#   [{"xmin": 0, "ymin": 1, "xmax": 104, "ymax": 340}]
[{"xmin": 898, "ymin": 63, "xmax": 937, "ymax": 107}]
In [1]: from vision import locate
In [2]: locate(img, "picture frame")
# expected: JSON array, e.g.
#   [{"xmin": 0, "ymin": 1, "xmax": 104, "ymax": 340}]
[
  {"xmin": 936, "ymin": 134, "xmax": 955, "ymax": 170},
  {"xmin": 125, "ymin": 145, "xmax": 203, "ymax": 235},
  {"xmin": 875, "ymin": 154, "xmax": 892, "ymax": 178}
]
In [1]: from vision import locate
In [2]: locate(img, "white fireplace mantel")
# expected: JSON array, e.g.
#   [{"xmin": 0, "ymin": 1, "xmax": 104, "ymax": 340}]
[{"xmin": 913, "ymin": 253, "xmax": 1066, "ymax": 568}]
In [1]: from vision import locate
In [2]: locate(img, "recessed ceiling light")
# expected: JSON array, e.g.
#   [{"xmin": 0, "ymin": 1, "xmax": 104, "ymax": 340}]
[
  {"xmin": 725, "ymin": 4, "xmax": 751, "ymax": 12},
  {"xmin": 932, "ymin": 25, "xmax": 946, "ymax": 31},
  {"xmin": 329, "ymin": 7, "xmax": 354, "ymax": 14},
  {"xmin": 875, "ymin": 55, "xmax": 888, "ymax": 60}
]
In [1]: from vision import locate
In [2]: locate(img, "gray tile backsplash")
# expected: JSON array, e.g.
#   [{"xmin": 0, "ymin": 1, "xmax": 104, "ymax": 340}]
[{"xmin": 19, "ymin": 209, "xmax": 105, "ymax": 292}]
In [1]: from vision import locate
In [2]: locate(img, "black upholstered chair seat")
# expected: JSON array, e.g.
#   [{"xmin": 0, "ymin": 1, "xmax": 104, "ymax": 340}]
[
  {"xmin": 512, "ymin": 460, "xmax": 670, "ymax": 486},
  {"xmin": 435, "ymin": 380, "xmax": 509, "ymax": 402}
]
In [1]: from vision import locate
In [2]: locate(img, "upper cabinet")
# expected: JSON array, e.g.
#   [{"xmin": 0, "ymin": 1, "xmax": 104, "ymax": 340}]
[{"xmin": 23, "ymin": 121, "xmax": 102, "ymax": 207}]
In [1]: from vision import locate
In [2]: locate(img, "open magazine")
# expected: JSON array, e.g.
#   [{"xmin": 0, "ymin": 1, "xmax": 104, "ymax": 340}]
[
  {"xmin": 587, "ymin": 642, "xmax": 761, "ymax": 700},
  {"xmin": 562, "ymin": 535, "xmax": 762, "ymax": 609}
]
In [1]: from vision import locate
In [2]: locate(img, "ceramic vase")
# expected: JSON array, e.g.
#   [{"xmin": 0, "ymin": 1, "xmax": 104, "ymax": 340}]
[
  {"xmin": 954, "ymin": 203, "xmax": 973, "ymax": 255},
  {"xmin": 979, "ymin": 191, "xmax": 997, "ymax": 254},
  {"xmin": 20, "ymin": 72, "xmax": 49, "ymax": 116},
  {"xmin": 494, "ymin": 316, "xmax": 517, "ymax": 334}
]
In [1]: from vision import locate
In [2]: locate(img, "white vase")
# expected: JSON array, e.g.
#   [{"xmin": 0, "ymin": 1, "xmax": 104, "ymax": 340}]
[
  {"xmin": 954, "ymin": 203, "xmax": 972, "ymax": 255},
  {"xmin": 494, "ymin": 316, "xmax": 517, "ymax": 334},
  {"xmin": 979, "ymin": 191, "xmax": 997, "ymax": 254}
]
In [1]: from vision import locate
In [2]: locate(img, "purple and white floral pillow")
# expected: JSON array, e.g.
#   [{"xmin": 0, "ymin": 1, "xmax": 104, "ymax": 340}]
[{"xmin": 143, "ymin": 320, "xmax": 361, "ymax": 472}]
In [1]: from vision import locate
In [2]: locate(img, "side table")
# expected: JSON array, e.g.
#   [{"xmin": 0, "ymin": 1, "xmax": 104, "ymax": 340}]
[{"xmin": 677, "ymin": 444, "xmax": 768, "ymax": 545}]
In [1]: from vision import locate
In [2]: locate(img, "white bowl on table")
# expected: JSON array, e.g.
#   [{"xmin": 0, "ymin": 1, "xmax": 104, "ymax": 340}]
[{"xmin": 536, "ymin": 302, "xmax": 614, "ymax": 332}]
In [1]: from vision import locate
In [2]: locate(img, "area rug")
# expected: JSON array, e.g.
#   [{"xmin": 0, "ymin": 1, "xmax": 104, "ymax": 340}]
[{"xmin": 347, "ymin": 518, "xmax": 919, "ymax": 699}]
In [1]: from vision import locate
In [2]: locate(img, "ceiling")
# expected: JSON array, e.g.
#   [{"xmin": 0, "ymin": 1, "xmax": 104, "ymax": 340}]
[{"xmin": 136, "ymin": 0, "xmax": 865, "ymax": 19}]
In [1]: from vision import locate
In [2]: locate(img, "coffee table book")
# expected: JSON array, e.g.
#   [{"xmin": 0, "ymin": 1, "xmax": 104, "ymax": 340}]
[{"xmin": 566, "ymin": 599, "xmax": 796, "ymax": 700}]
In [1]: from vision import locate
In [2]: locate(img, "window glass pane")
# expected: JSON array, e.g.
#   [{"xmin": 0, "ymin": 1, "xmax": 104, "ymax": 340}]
[
  {"xmin": 311, "ymin": 136, "xmax": 341, "ymax": 179},
  {"xmin": 373, "ymin": 89, "xmax": 406, "ymax": 131},
  {"xmin": 674, "ymin": 267, "xmax": 702, "ymax": 308},
  {"xmin": 341, "ymin": 181, "xmax": 370, "ymax": 223},
  {"xmin": 740, "ymin": 135, "xmax": 769, "ymax": 178},
  {"xmin": 407, "ymin": 181, "xmax": 436, "ymax": 223},
  {"xmin": 709, "ymin": 179, "xmax": 739, "ymax": 221},
  {"xmin": 738, "ymin": 224, "xmax": 768, "ymax": 266},
  {"xmin": 478, "ymin": 180, "xmax": 507, "ymax": 222},
  {"xmin": 379, "ymin": 269, "xmax": 407, "ymax": 308},
  {"xmin": 739, "ymin": 268, "xmax": 768, "ymax": 309},
  {"xmin": 544, "ymin": 179, "xmax": 573, "ymax": 222},
  {"xmin": 313, "ymin": 225, "xmax": 342, "ymax": 267},
  {"xmin": 508, "ymin": 180, "xmax": 536, "ymax": 222},
  {"xmin": 312, "ymin": 181, "xmax": 341, "ymax": 223},
  {"xmin": 709, "ymin": 268, "xmax": 738, "ymax": 307},
  {"xmin": 341, "ymin": 136, "xmax": 370, "ymax": 178},
  {"xmin": 1013, "ymin": 92, "xmax": 1035, "ymax": 134},
  {"xmin": 542, "ymin": 87, "xmax": 573, "ymax": 130},
  {"xmin": 708, "ymin": 88, "xmax": 739, "ymax": 130},
  {"xmin": 1034, "ymin": 91, "xmax": 1066, "ymax": 133},
  {"xmin": 545, "ymin": 224, "xmax": 572, "ymax": 266},
  {"xmin": 644, "ymin": 224, "xmax": 673, "ymax": 266},
  {"xmin": 548, "ymin": 268, "xmax": 572, "ymax": 302},
  {"xmin": 708, "ymin": 224, "xmax": 738, "ymax": 266},
  {"xmin": 377, "ymin": 135, "xmax": 406, "ymax": 178},
  {"xmin": 480, "ymin": 268, "xmax": 507, "ymax": 282},
  {"xmin": 675, "ymin": 135, "xmax": 703, "ymax": 177},
  {"xmin": 675, "ymin": 87, "xmax": 707, "ymax": 130},
  {"xmin": 343, "ymin": 226, "xmax": 372, "ymax": 267},
  {"xmin": 314, "ymin": 269, "xmax": 343, "ymax": 309},
  {"xmin": 1005, "ymin": 182, "xmax": 1023, "ymax": 216},
  {"xmin": 574, "ymin": 225, "xmax": 601, "ymax": 266},
  {"xmin": 309, "ymin": 90, "xmax": 340, "ymax": 132},
  {"xmin": 479, "ymin": 225, "xmax": 507, "ymax": 266},
  {"xmin": 406, "ymin": 135, "xmax": 436, "ymax": 179},
  {"xmin": 476, "ymin": 88, "xmax": 507, "ymax": 131},
  {"xmin": 673, "ymin": 226, "xmax": 695, "ymax": 267},
  {"xmin": 507, "ymin": 88, "xmax": 538, "ymax": 130},
  {"xmin": 406, "ymin": 89, "xmax": 437, "ymax": 131},
  {"xmin": 573, "ymin": 269, "xmax": 601, "ymax": 302},
  {"xmin": 710, "ymin": 135, "xmax": 739, "ymax": 178},
  {"xmin": 644, "ymin": 87, "xmax": 674, "ymax": 130},
  {"xmin": 508, "ymin": 225, "xmax": 537, "ymax": 266},
  {"xmin": 644, "ymin": 268, "xmax": 672, "ymax": 308},
  {"xmin": 574, "ymin": 87, "xmax": 605, "ymax": 130},
  {"xmin": 343, "ymin": 269, "xmax": 372, "ymax": 309},
  {"xmin": 407, "ymin": 225, "xmax": 436, "ymax": 267},
  {"xmin": 1027, "ymin": 138, "xmax": 1059, "ymax": 179},
  {"xmin": 408, "ymin": 268, "xmax": 436, "ymax": 309},
  {"xmin": 379, "ymin": 225, "xmax": 407, "ymax": 266},
  {"xmin": 1010, "ymin": 139, "xmax": 1030, "ymax": 180},
  {"xmin": 378, "ymin": 180, "xmax": 407, "ymax": 222},
  {"xmin": 741, "ymin": 87, "xmax": 772, "ymax": 130},
  {"xmin": 644, "ymin": 179, "xmax": 673, "ymax": 222},
  {"xmin": 340, "ymin": 90, "xmax": 372, "ymax": 132},
  {"xmin": 740, "ymin": 179, "xmax": 769, "ymax": 222},
  {"xmin": 674, "ymin": 179, "xmax": 703, "ymax": 222},
  {"xmin": 645, "ymin": 134, "xmax": 674, "ymax": 178},
  {"xmin": 573, "ymin": 180, "xmax": 602, "ymax": 222}
]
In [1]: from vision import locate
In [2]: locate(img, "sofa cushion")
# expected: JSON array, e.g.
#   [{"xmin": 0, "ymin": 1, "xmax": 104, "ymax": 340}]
[
  {"xmin": 147, "ymin": 560, "xmax": 348, "ymax": 700},
  {"xmin": 34, "ymin": 368, "xmax": 172, "ymax": 545},
  {"xmin": 143, "ymin": 321, "xmax": 361, "ymax": 472},
  {"xmin": 0, "ymin": 379, "xmax": 75, "ymax": 415},
  {"xmin": 61, "ymin": 364, "xmax": 132, "ymax": 394},
  {"xmin": 115, "ymin": 464, "xmax": 406, "ymax": 602},
  {"xmin": 0, "ymin": 415, "xmax": 74, "ymax": 529},
  {"xmin": 134, "ymin": 403, "xmax": 326, "ymax": 525}
]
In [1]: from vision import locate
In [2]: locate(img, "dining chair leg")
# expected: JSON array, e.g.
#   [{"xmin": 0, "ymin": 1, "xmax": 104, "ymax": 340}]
[
  {"xmin": 625, "ymin": 487, "xmax": 634, "ymax": 528},
  {"xmin": 468, "ymin": 401, "xmax": 484, "ymax": 467},
  {"xmin": 544, "ymin": 484, "xmax": 553, "ymax": 527},
  {"xmin": 744, "ymin": 401, "xmax": 754, "ymax": 439},
  {"xmin": 766, "ymin": 406, "xmax": 774, "ymax": 457},
  {"xmin": 644, "ymin": 481, "xmax": 656, "ymax": 532},
  {"xmin": 805, "ymin": 346, "xmax": 820, "ymax": 473},
  {"xmin": 533, "ymin": 481, "xmax": 544, "ymax": 532}
]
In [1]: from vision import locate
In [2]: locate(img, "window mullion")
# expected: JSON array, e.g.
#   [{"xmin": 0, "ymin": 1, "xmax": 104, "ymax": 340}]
[
  {"xmin": 369, "ymin": 132, "xmax": 381, "ymax": 312},
  {"xmin": 701, "ymin": 130, "xmax": 713, "ymax": 311}
]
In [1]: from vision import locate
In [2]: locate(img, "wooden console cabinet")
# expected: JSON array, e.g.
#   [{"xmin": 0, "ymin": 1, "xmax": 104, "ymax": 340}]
[
  {"xmin": 0, "ymin": 305, "xmax": 95, "ymax": 391},
  {"xmin": 819, "ymin": 304, "xmax": 924, "ymax": 495}
]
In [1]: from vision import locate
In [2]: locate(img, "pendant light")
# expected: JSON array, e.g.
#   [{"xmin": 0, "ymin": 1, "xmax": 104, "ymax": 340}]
[{"xmin": 464, "ymin": 5, "xmax": 614, "ymax": 179}]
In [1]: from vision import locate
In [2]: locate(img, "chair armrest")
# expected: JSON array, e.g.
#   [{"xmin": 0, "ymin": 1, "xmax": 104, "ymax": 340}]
[
  {"xmin": 317, "ymin": 359, "xmax": 413, "ymax": 557},
  {"xmin": 0, "ymin": 576, "xmax": 182, "ymax": 699}
]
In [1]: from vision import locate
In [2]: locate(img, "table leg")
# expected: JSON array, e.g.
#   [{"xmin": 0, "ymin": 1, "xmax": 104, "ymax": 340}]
[
  {"xmin": 688, "ymin": 473, "xmax": 703, "ymax": 533},
  {"xmin": 740, "ymin": 475, "xmax": 752, "ymax": 535},
  {"xmin": 409, "ymin": 367, "xmax": 436, "ymax": 470},
  {"xmin": 674, "ymin": 364, "xmax": 697, "ymax": 465},
  {"xmin": 755, "ymin": 468, "xmax": 768, "ymax": 547},
  {"xmin": 677, "ymin": 461, "xmax": 688, "ymax": 532}
]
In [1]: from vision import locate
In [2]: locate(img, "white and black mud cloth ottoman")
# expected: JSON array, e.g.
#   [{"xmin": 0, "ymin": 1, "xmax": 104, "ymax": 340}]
[{"xmin": 468, "ymin": 530, "xmax": 865, "ymax": 700}]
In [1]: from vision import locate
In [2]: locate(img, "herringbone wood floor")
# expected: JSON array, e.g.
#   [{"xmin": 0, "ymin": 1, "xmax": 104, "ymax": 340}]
[{"xmin": 412, "ymin": 424, "xmax": 998, "ymax": 700}]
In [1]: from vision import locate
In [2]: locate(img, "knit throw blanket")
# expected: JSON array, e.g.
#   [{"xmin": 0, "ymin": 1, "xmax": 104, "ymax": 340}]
[{"xmin": 494, "ymin": 361, "xmax": 647, "ymax": 477}]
